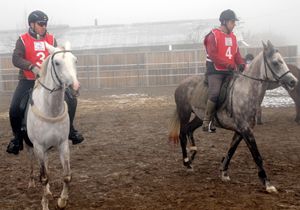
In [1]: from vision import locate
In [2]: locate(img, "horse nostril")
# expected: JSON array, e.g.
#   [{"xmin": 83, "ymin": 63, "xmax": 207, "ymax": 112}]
[{"xmin": 290, "ymin": 80, "xmax": 296, "ymax": 87}]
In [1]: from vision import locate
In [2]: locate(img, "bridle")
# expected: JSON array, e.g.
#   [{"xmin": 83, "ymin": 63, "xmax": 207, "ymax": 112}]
[
  {"xmin": 37, "ymin": 50, "xmax": 72, "ymax": 93},
  {"xmin": 235, "ymin": 51, "xmax": 291, "ymax": 84}
]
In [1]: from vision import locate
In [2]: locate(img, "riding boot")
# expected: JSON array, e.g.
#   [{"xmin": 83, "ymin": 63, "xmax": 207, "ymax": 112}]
[
  {"xmin": 6, "ymin": 132, "xmax": 23, "ymax": 155},
  {"xmin": 65, "ymin": 88, "xmax": 84, "ymax": 145},
  {"xmin": 7, "ymin": 115, "xmax": 24, "ymax": 155},
  {"xmin": 202, "ymin": 100, "xmax": 217, "ymax": 132},
  {"xmin": 69, "ymin": 125, "xmax": 84, "ymax": 145}
]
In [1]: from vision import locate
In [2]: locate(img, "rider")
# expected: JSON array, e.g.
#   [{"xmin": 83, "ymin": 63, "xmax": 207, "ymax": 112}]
[
  {"xmin": 6, "ymin": 10, "xmax": 84, "ymax": 155},
  {"xmin": 203, "ymin": 9, "xmax": 245, "ymax": 132}
]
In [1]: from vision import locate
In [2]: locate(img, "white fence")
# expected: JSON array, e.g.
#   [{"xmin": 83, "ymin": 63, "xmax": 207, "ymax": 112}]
[{"xmin": 0, "ymin": 54, "xmax": 299, "ymax": 93}]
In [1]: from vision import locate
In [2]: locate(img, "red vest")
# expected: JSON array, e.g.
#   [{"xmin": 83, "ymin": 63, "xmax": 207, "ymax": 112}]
[
  {"xmin": 20, "ymin": 33, "xmax": 55, "ymax": 80},
  {"xmin": 208, "ymin": 28, "xmax": 238, "ymax": 71}
]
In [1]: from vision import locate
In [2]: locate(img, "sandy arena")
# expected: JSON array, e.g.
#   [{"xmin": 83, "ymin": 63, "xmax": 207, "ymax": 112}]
[{"xmin": 0, "ymin": 88, "xmax": 299, "ymax": 210}]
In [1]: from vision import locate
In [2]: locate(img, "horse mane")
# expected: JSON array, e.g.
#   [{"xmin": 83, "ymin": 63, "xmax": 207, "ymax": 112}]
[
  {"xmin": 34, "ymin": 55, "xmax": 51, "ymax": 89},
  {"xmin": 40, "ymin": 55, "xmax": 51, "ymax": 78},
  {"xmin": 247, "ymin": 51, "xmax": 263, "ymax": 72},
  {"xmin": 39, "ymin": 45, "xmax": 66, "ymax": 79}
]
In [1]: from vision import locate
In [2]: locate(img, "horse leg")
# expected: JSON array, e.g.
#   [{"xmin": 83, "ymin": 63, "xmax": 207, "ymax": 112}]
[
  {"xmin": 288, "ymin": 88, "xmax": 300, "ymax": 124},
  {"xmin": 187, "ymin": 115, "xmax": 202, "ymax": 162},
  {"xmin": 256, "ymin": 106, "xmax": 263, "ymax": 125},
  {"xmin": 179, "ymin": 110, "xmax": 193, "ymax": 170},
  {"xmin": 179, "ymin": 127, "xmax": 192, "ymax": 170},
  {"xmin": 220, "ymin": 132, "xmax": 243, "ymax": 182},
  {"xmin": 295, "ymin": 104, "xmax": 300, "ymax": 124},
  {"xmin": 241, "ymin": 128, "xmax": 277, "ymax": 193},
  {"xmin": 27, "ymin": 145, "xmax": 35, "ymax": 188},
  {"xmin": 34, "ymin": 146, "xmax": 52, "ymax": 210},
  {"xmin": 57, "ymin": 141, "xmax": 71, "ymax": 209}
]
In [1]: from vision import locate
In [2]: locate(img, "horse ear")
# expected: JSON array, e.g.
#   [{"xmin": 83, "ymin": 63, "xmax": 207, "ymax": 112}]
[
  {"xmin": 267, "ymin": 40, "xmax": 275, "ymax": 51},
  {"xmin": 45, "ymin": 42, "xmax": 56, "ymax": 54},
  {"xmin": 262, "ymin": 41, "xmax": 267, "ymax": 50},
  {"xmin": 64, "ymin": 41, "xmax": 72, "ymax": 51}
]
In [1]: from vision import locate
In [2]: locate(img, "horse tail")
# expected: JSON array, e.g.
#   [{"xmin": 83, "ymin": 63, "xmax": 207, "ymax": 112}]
[{"xmin": 168, "ymin": 109, "xmax": 180, "ymax": 143}]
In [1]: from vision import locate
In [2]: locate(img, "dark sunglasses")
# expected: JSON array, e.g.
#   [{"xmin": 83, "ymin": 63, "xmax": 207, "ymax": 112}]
[{"xmin": 37, "ymin": 21, "xmax": 47, "ymax": 27}]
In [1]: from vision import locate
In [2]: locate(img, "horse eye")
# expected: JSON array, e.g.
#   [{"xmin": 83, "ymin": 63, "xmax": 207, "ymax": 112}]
[
  {"xmin": 272, "ymin": 61, "xmax": 279, "ymax": 66},
  {"xmin": 55, "ymin": 61, "xmax": 60, "ymax": 66}
]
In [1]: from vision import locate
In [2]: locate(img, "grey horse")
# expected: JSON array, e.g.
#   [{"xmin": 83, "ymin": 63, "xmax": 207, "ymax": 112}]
[
  {"xmin": 168, "ymin": 41, "xmax": 298, "ymax": 193},
  {"xmin": 26, "ymin": 42, "xmax": 80, "ymax": 210}
]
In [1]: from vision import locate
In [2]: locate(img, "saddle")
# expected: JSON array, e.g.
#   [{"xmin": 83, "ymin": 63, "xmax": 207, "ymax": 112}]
[{"xmin": 217, "ymin": 75, "xmax": 234, "ymax": 109}]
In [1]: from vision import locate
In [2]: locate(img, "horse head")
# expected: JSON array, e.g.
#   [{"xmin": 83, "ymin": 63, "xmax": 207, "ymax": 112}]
[
  {"xmin": 262, "ymin": 40, "xmax": 298, "ymax": 90},
  {"xmin": 45, "ymin": 42, "xmax": 80, "ymax": 91}
]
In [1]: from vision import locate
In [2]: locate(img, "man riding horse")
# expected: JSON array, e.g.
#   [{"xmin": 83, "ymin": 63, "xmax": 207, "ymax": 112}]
[
  {"xmin": 203, "ymin": 9, "xmax": 245, "ymax": 132},
  {"xmin": 6, "ymin": 10, "xmax": 84, "ymax": 155}
]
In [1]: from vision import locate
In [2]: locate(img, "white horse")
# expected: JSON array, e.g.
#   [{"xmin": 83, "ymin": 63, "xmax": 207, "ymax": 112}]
[{"xmin": 25, "ymin": 42, "xmax": 79, "ymax": 210}]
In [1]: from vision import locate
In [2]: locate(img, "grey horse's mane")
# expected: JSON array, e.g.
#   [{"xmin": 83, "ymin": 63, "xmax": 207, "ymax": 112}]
[
  {"xmin": 39, "ymin": 46, "xmax": 66, "ymax": 79},
  {"xmin": 34, "ymin": 56, "xmax": 51, "ymax": 89},
  {"xmin": 40, "ymin": 55, "xmax": 51, "ymax": 78}
]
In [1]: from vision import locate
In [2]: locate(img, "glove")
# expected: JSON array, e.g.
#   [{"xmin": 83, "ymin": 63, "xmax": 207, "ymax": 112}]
[
  {"xmin": 226, "ymin": 64, "xmax": 236, "ymax": 71},
  {"xmin": 30, "ymin": 65, "xmax": 40, "ymax": 78},
  {"xmin": 238, "ymin": 64, "xmax": 246, "ymax": 72}
]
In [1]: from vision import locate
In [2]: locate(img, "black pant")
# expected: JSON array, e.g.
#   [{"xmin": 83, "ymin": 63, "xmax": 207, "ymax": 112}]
[
  {"xmin": 9, "ymin": 80, "xmax": 78, "ymax": 137},
  {"xmin": 64, "ymin": 88, "xmax": 77, "ymax": 129},
  {"xmin": 9, "ymin": 80, "xmax": 34, "ymax": 135}
]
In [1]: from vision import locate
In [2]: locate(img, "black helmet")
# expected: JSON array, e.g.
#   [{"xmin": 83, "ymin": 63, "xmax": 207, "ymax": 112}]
[
  {"xmin": 28, "ymin": 10, "xmax": 48, "ymax": 25},
  {"xmin": 219, "ymin": 9, "xmax": 239, "ymax": 24}
]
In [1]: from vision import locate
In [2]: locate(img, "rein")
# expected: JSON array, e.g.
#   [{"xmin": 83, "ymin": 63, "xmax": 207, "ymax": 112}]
[
  {"xmin": 31, "ymin": 102, "xmax": 68, "ymax": 123},
  {"xmin": 234, "ymin": 71, "xmax": 278, "ymax": 84},
  {"xmin": 37, "ymin": 50, "xmax": 72, "ymax": 93}
]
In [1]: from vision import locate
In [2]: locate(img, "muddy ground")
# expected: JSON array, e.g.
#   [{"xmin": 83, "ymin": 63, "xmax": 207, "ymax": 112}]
[{"xmin": 0, "ymin": 87, "xmax": 300, "ymax": 210}]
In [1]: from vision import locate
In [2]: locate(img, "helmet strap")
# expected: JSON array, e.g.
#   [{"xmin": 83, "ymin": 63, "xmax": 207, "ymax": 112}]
[
  {"xmin": 28, "ymin": 25, "xmax": 47, "ymax": 39},
  {"xmin": 221, "ymin": 21, "xmax": 231, "ymax": 34}
]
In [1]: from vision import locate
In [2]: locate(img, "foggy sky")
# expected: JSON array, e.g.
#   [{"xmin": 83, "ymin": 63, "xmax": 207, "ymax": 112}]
[{"xmin": 2, "ymin": 0, "xmax": 300, "ymax": 46}]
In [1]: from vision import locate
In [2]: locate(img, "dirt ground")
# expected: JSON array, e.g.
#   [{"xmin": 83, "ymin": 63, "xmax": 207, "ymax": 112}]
[{"xmin": 0, "ymin": 87, "xmax": 300, "ymax": 210}]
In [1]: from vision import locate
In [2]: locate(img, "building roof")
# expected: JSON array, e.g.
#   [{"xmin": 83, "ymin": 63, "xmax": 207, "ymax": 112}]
[{"xmin": 0, "ymin": 19, "xmax": 222, "ymax": 54}]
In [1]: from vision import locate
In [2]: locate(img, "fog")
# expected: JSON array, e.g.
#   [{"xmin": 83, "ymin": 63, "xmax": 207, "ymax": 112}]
[{"xmin": 1, "ymin": 0, "xmax": 300, "ymax": 48}]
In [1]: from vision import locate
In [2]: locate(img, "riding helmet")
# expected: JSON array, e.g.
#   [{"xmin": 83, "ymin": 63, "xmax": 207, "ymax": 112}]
[
  {"xmin": 28, "ymin": 10, "xmax": 48, "ymax": 25},
  {"xmin": 219, "ymin": 9, "xmax": 239, "ymax": 24}
]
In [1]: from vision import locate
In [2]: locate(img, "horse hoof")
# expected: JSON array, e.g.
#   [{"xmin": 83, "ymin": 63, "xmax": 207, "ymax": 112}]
[
  {"xmin": 220, "ymin": 171, "xmax": 231, "ymax": 182},
  {"xmin": 57, "ymin": 198, "xmax": 68, "ymax": 209},
  {"xmin": 186, "ymin": 166, "xmax": 194, "ymax": 172},
  {"xmin": 266, "ymin": 185, "xmax": 278, "ymax": 193}
]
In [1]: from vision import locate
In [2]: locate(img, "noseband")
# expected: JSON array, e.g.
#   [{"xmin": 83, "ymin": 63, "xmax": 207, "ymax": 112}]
[{"xmin": 37, "ymin": 50, "xmax": 72, "ymax": 93}]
